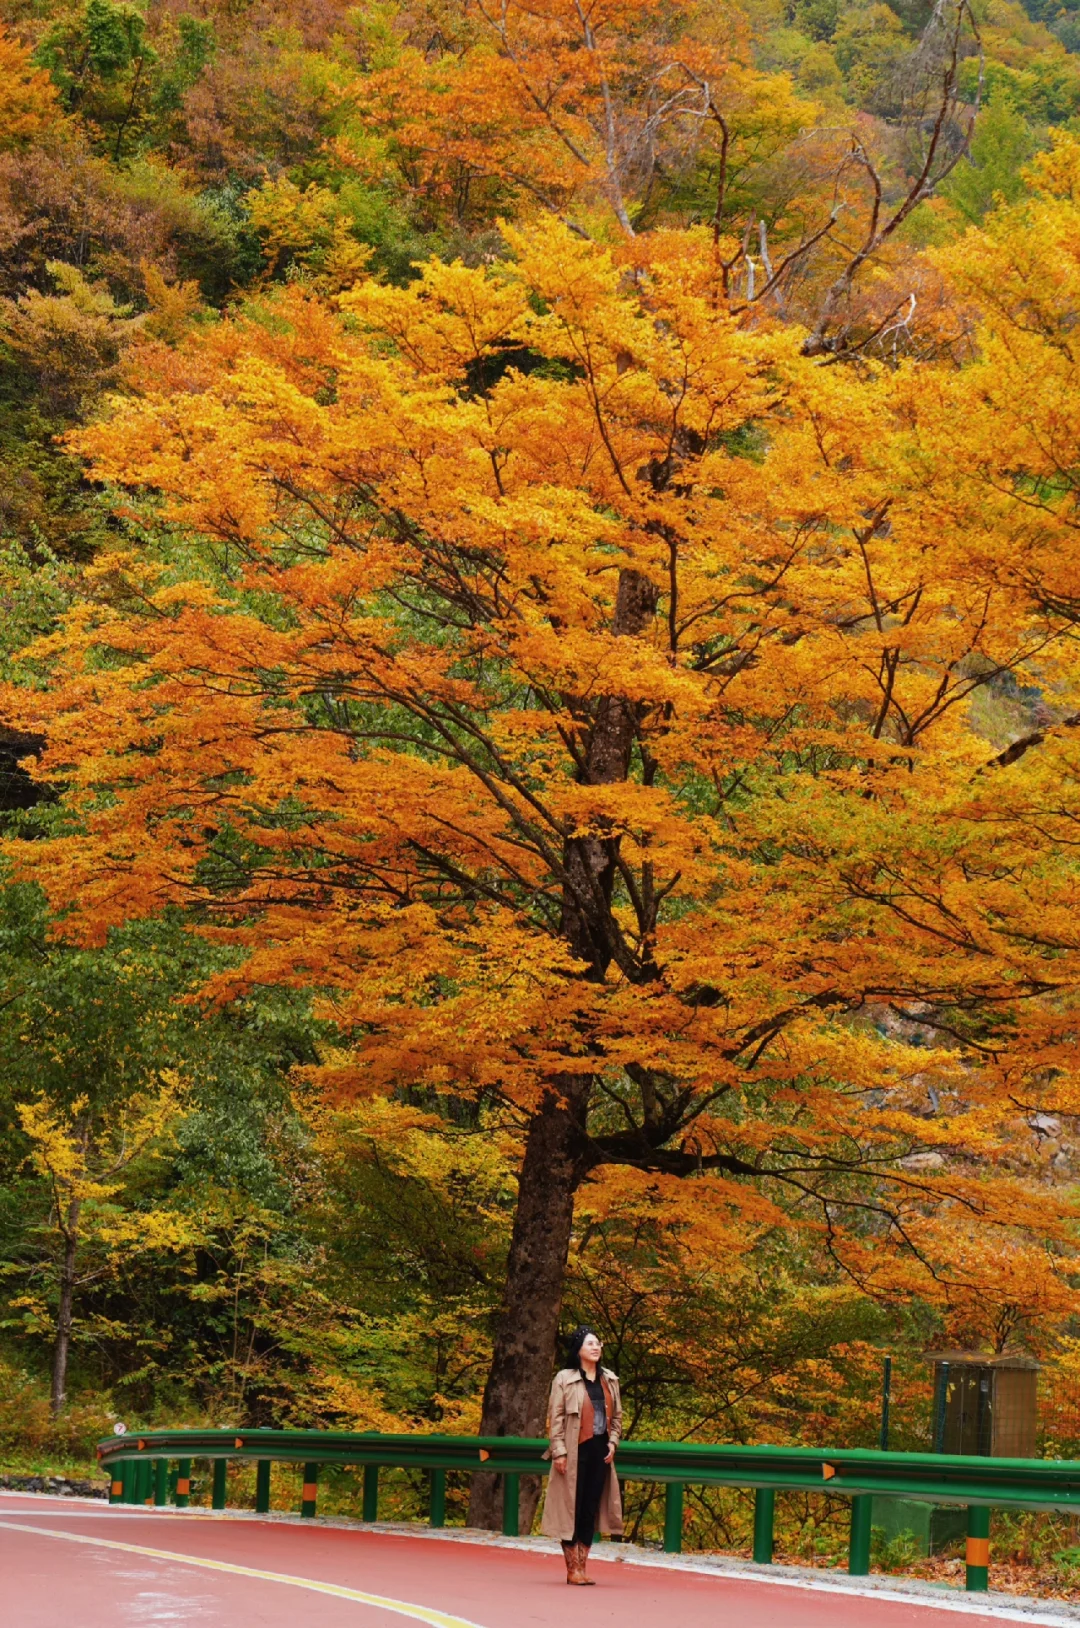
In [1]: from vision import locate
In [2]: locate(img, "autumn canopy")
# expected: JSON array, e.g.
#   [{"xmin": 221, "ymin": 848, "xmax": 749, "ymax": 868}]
[{"xmin": 3, "ymin": 0, "xmax": 1080, "ymax": 1540}]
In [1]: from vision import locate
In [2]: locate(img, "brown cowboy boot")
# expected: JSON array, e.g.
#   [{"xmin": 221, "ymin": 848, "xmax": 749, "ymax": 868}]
[
  {"xmin": 564, "ymin": 1542, "xmax": 589, "ymax": 1584},
  {"xmin": 572, "ymin": 1542, "xmax": 596, "ymax": 1584}
]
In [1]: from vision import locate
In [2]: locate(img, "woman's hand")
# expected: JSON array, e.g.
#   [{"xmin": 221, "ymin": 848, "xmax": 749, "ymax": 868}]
[
  {"xmin": 554, "ymin": 1456, "xmax": 568, "ymax": 1475},
  {"xmin": 604, "ymin": 1443, "xmax": 616, "ymax": 1465}
]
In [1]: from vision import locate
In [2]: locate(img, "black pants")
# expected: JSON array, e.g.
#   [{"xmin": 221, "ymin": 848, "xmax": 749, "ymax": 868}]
[{"xmin": 571, "ymin": 1432, "xmax": 610, "ymax": 1548}]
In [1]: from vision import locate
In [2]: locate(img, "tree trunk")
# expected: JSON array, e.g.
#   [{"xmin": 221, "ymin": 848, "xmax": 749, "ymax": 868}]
[
  {"xmin": 468, "ymin": 1071, "xmax": 589, "ymax": 1531},
  {"xmin": 469, "ymin": 568, "xmax": 659, "ymax": 1530},
  {"xmin": 50, "ymin": 1199, "xmax": 80, "ymax": 1417}
]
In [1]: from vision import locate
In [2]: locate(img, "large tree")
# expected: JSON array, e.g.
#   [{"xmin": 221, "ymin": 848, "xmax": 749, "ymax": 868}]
[{"xmin": 6, "ymin": 217, "xmax": 1080, "ymax": 1522}]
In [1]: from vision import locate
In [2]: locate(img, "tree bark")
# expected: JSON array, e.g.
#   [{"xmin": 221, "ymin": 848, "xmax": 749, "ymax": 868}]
[
  {"xmin": 50, "ymin": 1199, "xmax": 80, "ymax": 1417},
  {"xmin": 468, "ymin": 1070, "xmax": 589, "ymax": 1530},
  {"xmin": 469, "ymin": 569, "xmax": 658, "ymax": 1530}
]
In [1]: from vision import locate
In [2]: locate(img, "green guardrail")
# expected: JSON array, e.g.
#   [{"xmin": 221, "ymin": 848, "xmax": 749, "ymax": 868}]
[{"xmin": 96, "ymin": 1428, "xmax": 1080, "ymax": 1595}]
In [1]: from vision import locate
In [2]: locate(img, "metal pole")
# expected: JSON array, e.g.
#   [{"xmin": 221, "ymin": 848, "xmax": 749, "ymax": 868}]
[
  {"xmin": 108, "ymin": 1465, "xmax": 124, "ymax": 1505},
  {"xmin": 501, "ymin": 1473, "xmax": 520, "ymax": 1537},
  {"xmin": 174, "ymin": 1458, "xmax": 191, "ymax": 1507},
  {"xmin": 255, "ymin": 1459, "xmax": 271, "ymax": 1514},
  {"xmin": 966, "ymin": 1504, "xmax": 990, "ymax": 1591},
  {"xmin": 363, "ymin": 1464, "xmax": 379, "ymax": 1522},
  {"xmin": 663, "ymin": 1482, "xmax": 684, "ymax": 1553},
  {"xmin": 752, "ymin": 1488, "xmax": 775, "ymax": 1564},
  {"xmin": 212, "ymin": 1458, "xmax": 227, "ymax": 1510},
  {"xmin": 977, "ymin": 1373, "xmax": 991, "ymax": 1457},
  {"xmin": 934, "ymin": 1361, "xmax": 950, "ymax": 1454},
  {"xmin": 301, "ymin": 1461, "xmax": 318, "ymax": 1518},
  {"xmin": 848, "ymin": 1495, "xmax": 873, "ymax": 1575},
  {"xmin": 880, "ymin": 1356, "xmax": 892, "ymax": 1452},
  {"xmin": 154, "ymin": 1459, "xmax": 169, "ymax": 1506},
  {"xmin": 429, "ymin": 1467, "xmax": 446, "ymax": 1528}
]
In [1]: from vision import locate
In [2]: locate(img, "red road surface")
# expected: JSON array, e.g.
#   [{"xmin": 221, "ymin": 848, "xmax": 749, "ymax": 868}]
[{"xmin": 0, "ymin": 1493, "xmax": 1060, "ymax": 1628}]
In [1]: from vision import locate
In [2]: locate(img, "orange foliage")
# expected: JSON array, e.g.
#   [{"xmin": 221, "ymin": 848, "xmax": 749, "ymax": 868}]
[
  {"xmin": 6, "ymin": 217, "xmax": 1080, "ymax": 1382},
  {"xmin": 9, "ymin": 0, "xmax": 1080, "ymax": 1466},
  {"xmin": 344, "ymin": 0, "xmax": 768, "ymax": 235},
  {"xmin": 0, "ymin": 26, "xmax": 63, "ymax": 151}
]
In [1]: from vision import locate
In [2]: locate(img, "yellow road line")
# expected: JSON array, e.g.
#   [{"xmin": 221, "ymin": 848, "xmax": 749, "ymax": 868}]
[{"xmin": 0, "ymin": 1519, "xmax": 487, "ymax": 1628}]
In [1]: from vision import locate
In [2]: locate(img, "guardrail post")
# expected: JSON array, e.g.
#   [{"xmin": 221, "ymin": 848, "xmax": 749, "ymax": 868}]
[
  {"xmin": 966, "ymin": 1505, "xmax": 990, "ymax": 1592},
  {"xmin": 663, "ymin": 1482, "xmax": 684, "ymax": 1553},
  {"xmin": 256, "ymin": 1459, "xmax": 271, "ymax": 1514},
  {"xmin": 154, "ymin": 1459, "xmax": 169, "ymax": 1506},
  {"xmin": 301, "ymin": 1461, "xmax": 318, "ymax": 1518},
  {"xmin": 502, "ymin": 1473, "xmax": 520, "ymax": 1537},
  {"xmin": 138, "ymin": 1459, "xmax": 154, "ymax": 1506},
  {"xmin": 175, "ymin": 1457, "xmax": 191, "ymax": 1507},
  {"xmin": 848, "ymin": 1494, "xmax": 873, "ymax": 1576},
  {"xmin": 430, "ymin": 1468, "xmax": 446, "ymax": 1528},
  {"xmin": 363, "ymin": 1464, "xmax": 379, "ymax": 1522},
  {"xmin": 212, "ymin": 1459, "xmax": 227, "ymax": 1510},
  {"xmin": 109, "ymin": 1465, "xmax": 124, "ymax": 1504},
  {"xmin": 122, "ymin": 1459, "xmax": 136, "ymax": 1503},
  {"xmin": 752, "ymin": 1488, "xmax": 775, "ymax": 1564}
]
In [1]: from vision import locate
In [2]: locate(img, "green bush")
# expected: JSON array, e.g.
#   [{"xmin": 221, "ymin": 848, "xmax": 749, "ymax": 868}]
[
  {"xmin": 0, "ymin": 1359, "xmax": 113, "ymax": 1466},
  {"xmin": 870, "ymin": 1525, "xmax": 922, "ymax": 1573}
]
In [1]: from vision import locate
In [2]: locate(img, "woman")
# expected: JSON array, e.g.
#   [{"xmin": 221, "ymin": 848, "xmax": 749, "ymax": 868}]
[{"xmin": 540, "ymin": 1326, "xmax": 623, "ymax": 1585}]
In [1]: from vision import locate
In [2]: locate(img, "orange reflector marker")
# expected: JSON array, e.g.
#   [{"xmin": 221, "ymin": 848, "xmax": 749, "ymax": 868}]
[
  {"xmin": 302, "ymin": 1483, "xmax": 318, "ymax": 1502},
  {"xmin": 175, "ymin": 1479, "xmax": 190, "ymax": 1496},
  {"xmin": 478, "ymin": 1450, "xmax": 490, "ymax": 1462},
  {"xmin": 966, "ymin": 1537, "xmax": 990, "ymax": 1567},
  {"xmin": 235, "ymin": 1438, "xmax": 244, "ymax": 1449},
  {"xmin": 110, "ymin": 1482, "xmax": 123, "ymax": 1497},
  {"xmin": 822, "ymin": 1463, "xmax": 836, "ymax": 1480}
]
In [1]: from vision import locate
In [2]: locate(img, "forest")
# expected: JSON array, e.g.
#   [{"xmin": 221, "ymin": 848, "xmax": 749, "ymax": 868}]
[{"xmin": 5, "ymin": 0, "xmax": 1080, "ymax": 1573}]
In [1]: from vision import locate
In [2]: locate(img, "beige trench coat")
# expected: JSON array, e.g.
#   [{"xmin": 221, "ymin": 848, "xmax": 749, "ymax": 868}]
[{"xmin": 539, "ymin": 1366, "xmax": 624, "ymax": 1541}]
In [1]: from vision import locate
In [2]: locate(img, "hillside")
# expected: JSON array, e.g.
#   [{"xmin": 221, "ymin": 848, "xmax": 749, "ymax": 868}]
[{"xmin": 4, "ymin": 0, "xmax": 1080, "ymax": 1579}]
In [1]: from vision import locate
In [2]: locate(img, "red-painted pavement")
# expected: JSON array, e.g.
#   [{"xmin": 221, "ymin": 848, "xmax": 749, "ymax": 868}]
[{"xmin": 0, "ymin": 1494, "xmax": 1053, "ymax": 1628}]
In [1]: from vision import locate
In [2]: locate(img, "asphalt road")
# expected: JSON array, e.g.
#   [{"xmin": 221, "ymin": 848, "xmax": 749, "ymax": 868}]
[{"xmin": 0, "ymin": 1493, "xmax": 1065, "ymax": 1628}]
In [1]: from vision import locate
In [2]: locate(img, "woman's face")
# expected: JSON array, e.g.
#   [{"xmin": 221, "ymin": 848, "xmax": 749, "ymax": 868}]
[{"xmin": 579, "ymin": 1333, "xmax": 603, "ymax": 1365}]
